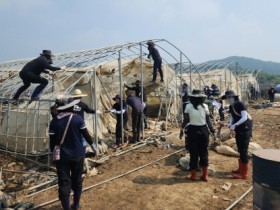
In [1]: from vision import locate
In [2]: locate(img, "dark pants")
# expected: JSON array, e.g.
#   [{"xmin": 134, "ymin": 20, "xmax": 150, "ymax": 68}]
[
  {"xmin": 219, "ymin": 106, "xmax": 225, "ymax": 121},
  {"xmin": 235, "ymin": 131, "xmax": 251, "ymax": 164},
  {"xmin": 131, "ymin": 109, "xmax": 143, "ymax": 142},
  {"xmin": 269, "ymin": 96, "xmax": 274, "ymax": 103},
  {"xmin": 56, "ymin": 156, "xmax": 84, "ymax": 210},
  {"xmin": 187, "ymin": 125, "xmax": 209, "ymax": 170},
  {"xmin": 13, "ymin": 71, "xmax": 48, "ymax": 99},
  {"xmin": 152, "ymin": 59, "xmax": 163, "ymax": 81},
  {"xmin": 116, "ymin": 116, "xmax": 128, "ymax": 145},
  {"xmin": 143, "ymin": 105, "xmax": 148, "ymax": 129}
]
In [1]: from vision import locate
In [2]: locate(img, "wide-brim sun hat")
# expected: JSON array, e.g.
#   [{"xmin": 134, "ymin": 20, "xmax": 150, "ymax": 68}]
[
  {"xmin": 72, "ymin": 89, "xmax": 88, "ymax": 97},
  {"xmin": 221, "ymin": 90, "xmax": 239, "ymax": 100},
  {"xmin": 57, "ymin": 96, "xmax": 80, "ymax": 110},
  {"xmin": 189, "ymin": 89, "xmax": 207, "ymax": 98},
  {"xmin": 40, "ymin": 50, "xmax": 53, "ymax": 57}
]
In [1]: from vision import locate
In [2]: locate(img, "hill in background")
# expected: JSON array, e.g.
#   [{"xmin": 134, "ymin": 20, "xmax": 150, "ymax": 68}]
[{"xmin": 206, "ymin": 56, "xmax": 280, "ymax": 74}]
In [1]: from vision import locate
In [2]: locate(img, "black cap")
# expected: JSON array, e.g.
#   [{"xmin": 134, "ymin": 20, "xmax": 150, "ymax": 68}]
[{"xmin": 40, "ymin": 50, "xmax": 53, "ymax": 56}]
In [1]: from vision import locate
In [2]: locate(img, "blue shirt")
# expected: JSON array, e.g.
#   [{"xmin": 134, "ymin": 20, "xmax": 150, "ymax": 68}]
[
  {"xmin": 49, "ymin": 113, "xmax": 93, "ymax": 159},
  {"xmin": 126, "ymin": 96, "xmax": 143, "ymax": 112}
]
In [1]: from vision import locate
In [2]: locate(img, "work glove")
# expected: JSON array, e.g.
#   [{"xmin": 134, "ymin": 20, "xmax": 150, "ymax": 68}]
[
  {"xmin": 60, "ymin": 66, "xmax": 67, "ymax": 70},
  {"xmin": 96, "ymin": 110, "xmax": 102, "ymax": 114},
  {"xmin": 230, "ymin": 124, "xmax": 237, "ymax": 131},
  {"xmin": 210, "ymin": 127, "xmax": 216, "ymax": 134},
  {"xmin": 179, "ymin": 129, "xmax": 184, "ymax": 140},
  {"xmin": 49, "ymin": 71, "xmax": 55, "ymax": 76}
]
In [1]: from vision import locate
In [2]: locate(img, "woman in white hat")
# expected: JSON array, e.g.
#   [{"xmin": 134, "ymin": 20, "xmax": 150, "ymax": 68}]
[
  {"xmin": 72, "ymin": 89, "xmax": 96, "ymax": 119},
  {"xmin": 184, "ymin": 89, "xmax": 215, "ymax": 182},
  {"xmin": 49, "ymin": 96, "xmax": 98, "ymax": 210}
]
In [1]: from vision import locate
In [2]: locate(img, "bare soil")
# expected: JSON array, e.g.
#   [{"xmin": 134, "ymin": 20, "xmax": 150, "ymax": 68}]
[{"xmin": 1, "ymin": 105, "xmax": 280, "ymax": 210}]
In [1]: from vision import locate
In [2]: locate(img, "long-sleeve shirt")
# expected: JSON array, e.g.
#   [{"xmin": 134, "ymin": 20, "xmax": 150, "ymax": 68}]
[
  {"xmin": 148, "ymin": 46, "xmax": 162, "ymax": 62},
  {"xmin": 125, "ymin": 85, "xmax": 147, "ymax": 102},
  {"xmin": 21, "ymin": 56, "xmax": 60, "ymax": 75},
  {"xmin": 112, "ymin": 100, "xmax": 128, "ymax": 122},
  {"xmin": 126, "ymin": 96, "xmax": 143, "ymax": 112},
  {"xmin": 49, "ymin": 113, "xmax": 93, "ymax": 159},
  {"xmin": 73, "ymin": 101, "xmax": 95, "ymax": 119}
]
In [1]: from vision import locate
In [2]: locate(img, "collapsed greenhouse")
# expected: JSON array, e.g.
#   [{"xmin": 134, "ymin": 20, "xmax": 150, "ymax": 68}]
[{"xmin": 0, "ymin": 39, "xmax": 260, "ymax": 167}]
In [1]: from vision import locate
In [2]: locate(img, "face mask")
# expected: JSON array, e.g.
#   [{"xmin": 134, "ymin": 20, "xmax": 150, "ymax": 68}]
[{"xmin": 226, "ymin": 97, "xmax": 235, "ymax": 105}]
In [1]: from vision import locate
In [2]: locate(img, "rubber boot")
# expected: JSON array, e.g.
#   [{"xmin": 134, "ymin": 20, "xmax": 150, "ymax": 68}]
[
  {"xmin": 232, "ymin": 159, "xmax": 241, "ymax": 173},
  {"xmin": 233, "ymin": 163, "xmax": 248, "ymax": 179},
  {"xmin": 190, "ymin": 170, "xmax": 196, "ymax": 181},
  {"xmin": 200, "ymin": 167, "xmax": 208, "ymax": 182}
]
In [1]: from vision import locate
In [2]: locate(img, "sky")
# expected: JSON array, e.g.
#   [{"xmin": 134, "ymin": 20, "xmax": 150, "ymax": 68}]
[{"xmin": 0, "ymin": 0, "xmax": 279, "ymax": 63}]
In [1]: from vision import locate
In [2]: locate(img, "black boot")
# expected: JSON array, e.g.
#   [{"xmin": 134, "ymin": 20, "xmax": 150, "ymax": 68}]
[{"xmin": 136, "ymin": 132, "xmax": 140, "ymax": 142}]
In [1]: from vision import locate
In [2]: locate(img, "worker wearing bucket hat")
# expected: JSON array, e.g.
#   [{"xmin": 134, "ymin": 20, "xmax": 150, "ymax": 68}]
[
  {"xmin": 72, "ymin": 89, "xmax": 100, "ymax": 119},
  {"xmin": 221, "ymin": 90, "xmax": 252, "ymax": 179},
  {"xmin": 12, "ymin": 50, "xmax": 66, "ymax": 103},
  {"xmin": 49, "ymin": 95, "xmax": 98, "ymax": 210},
  {"xmin": 184, "ymin": 89, "xmax": 215, "ymax": 182}
]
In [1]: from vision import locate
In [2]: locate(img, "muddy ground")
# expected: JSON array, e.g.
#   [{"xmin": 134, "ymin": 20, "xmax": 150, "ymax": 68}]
[{"xmin": 1, "ymin": 105, "xmax": 280, "ymax": 210}]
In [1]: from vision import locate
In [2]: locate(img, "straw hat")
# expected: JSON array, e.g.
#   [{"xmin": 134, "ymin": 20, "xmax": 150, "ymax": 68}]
[
  {"xmin": 189, "ymin": 89, "xmax": 207, "ymax": 98},
  {"xmin": 72, "ymin": 89, "xmax": 88, "ymax": 97},
  {"xmin": 57, "ymin": 96, "xmax": 80, "ymax": 110}
]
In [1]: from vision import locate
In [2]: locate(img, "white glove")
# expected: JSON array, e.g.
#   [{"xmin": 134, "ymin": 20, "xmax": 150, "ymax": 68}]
[
  {"xmin": 60, "ymin": 66, "xmax": 67, "ymax": 70},
  {"xmin": 49, "ymin": 71, "xmax": 55, "ymax": 76},
  {"xmin": 230, "ymin": 124, "xmax": 237, "ymax": 131},
  {"xmin": 91, "ymin": 143, "xmax": 98, "ymax": 155},
  {"xmin": 96, "ymin": 110, "xmax": 102, "ymax": 114}
]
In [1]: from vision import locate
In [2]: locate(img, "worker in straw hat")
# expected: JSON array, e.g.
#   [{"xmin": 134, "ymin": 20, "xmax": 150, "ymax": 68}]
[
  {"xmin": 184, "ymin": 89, "xmax": 215, "ymax": 182},
  {"xmin": 221, "ymin": 90, "xmax": 252, "ymax": 179},
  {"xmin": 12, "ymin": 50, "xmax": 66, "ymax": 103},
  {"xmin": 72, "ymin": 89, "xmax": 100, "ymax": 119},
  {"xmin": 49, "ymin": 95, "xmax": 98, "ymax": 210}
]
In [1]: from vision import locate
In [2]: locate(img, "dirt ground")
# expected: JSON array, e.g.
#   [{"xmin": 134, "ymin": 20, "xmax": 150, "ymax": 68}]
[{"xmin": 1, "ymin": 105, "xmax": 280, "ymax": 210}]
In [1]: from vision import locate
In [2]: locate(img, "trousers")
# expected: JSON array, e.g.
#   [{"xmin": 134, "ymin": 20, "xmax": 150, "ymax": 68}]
[
  {"xmin": 152, "ymin": 59, "xmax": 163, "ymax": 81},
  {"xmin": 13, "ymin": 71, "xmax": 48, "ymax": 99},
  {"xmin": 56, "ymin": 156, "xmax": 84, "ymax": 209},
  {"xmin": 235, "ymin": 131, "xmax": 251, "ymax": 164},
  {"xmin": 187, "ymin": 125, "xmax": 209, "ymax": 170}
]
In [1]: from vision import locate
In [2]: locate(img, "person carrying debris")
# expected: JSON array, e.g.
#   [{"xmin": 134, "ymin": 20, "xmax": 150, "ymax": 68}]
[
  {"xmin": 125, "ymin": 80, "xmax": 148, "ymax": 129},
  {"xmin": 71, "ymin": 89, "xmax": 98, "ymax": 119},
  {"xmin": 221, "ymin": 90, "xmax": 253, "ymax": 179},
  {"xmin": 49, "ymin": 96, "xmax": 98, "ymax": 210},
  {"xmin": 12, "ymin": 50, "xmax": 66, "ymax": 103},
  {"xmin": 147, "ymin": 41, "xmax": 164, "ymax": 83},
  {"xmin": 268, "ymin": 87, "xmax": 275, "ymax": 102},
  {"xmin": 126, "ymin": 92, "xmax": 144, "ymax": 143},
  {"xmin": 105, "ymin": 94, "xmax": 128, "ymax": 148},
  {"xmin": 184, "ymin": 89, "xmax": 215, "ymax": 182}
]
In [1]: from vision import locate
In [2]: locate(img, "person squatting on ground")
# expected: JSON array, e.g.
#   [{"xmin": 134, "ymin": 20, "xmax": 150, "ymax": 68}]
[
  {"xmin": 147, "ymin": 41, "xmax": 164, "ymax": 83},
  {"xmin": 179, "ymin": 83, "xmax": 190, "ymax": 150},
  {"xmin": 184, "ymin": 90, "xmax": 215, "ymax": 182},
  {"xmin": 126, "ymin": 92, "xmax": 144, "ymax": 143},
  {"xmin": 105, "ymin": 94, "xmax": 128, "ymax": 148},
  {"xmin": 221, "ymin": 90, "xmax": 253, "ymax": 179},
  {"xmin": 49, "ymin": 96, "xmax": 98, "ymax": 210},
  {"xmin": 125, "ymin": 80, "xmax": 148, "ymax": 129},
  {"xmin": 13, "ymin": 50, "xmax": 66, "ymax": 102}
]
